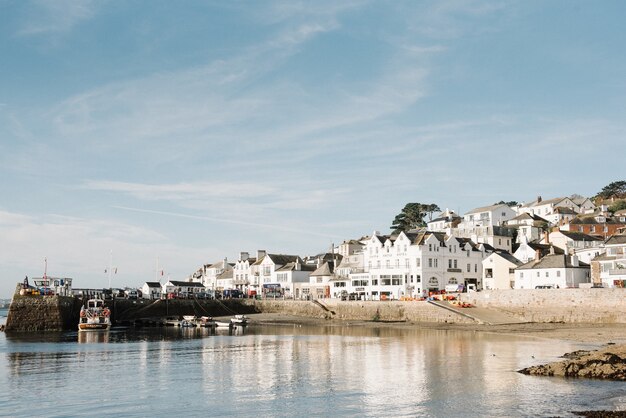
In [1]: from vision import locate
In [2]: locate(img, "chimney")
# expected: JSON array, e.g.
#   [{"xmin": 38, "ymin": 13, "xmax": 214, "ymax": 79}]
[
  {"xmin": 571, "ymin": 254, "xmax": 579, "ymax": 267},
  {"xmin": 239, "ymin": 252, "xmax": 249, "ymax": 261},
  {"xmin": 544, "ymin": 231, "xmax": 549, "ymax": 244},
  {"xmin": 295, "ymin": 257, "xmax": 301, "ymax": 271},
  {"xmin": 537, "ymin": 196, "xmax": 542, "ymax": 203},
  {"xmin": 223, "ymin": 257, "xmax": 228, "ymax": 269},
  {"xmin": 549, "ymin": 245, "xmax": 555, "ymax": 255},
  {"xmin": 317, "ymin": 257, "xmax": 322, "ymax": 268},
  {"xmin": 256, "ymin": 250, "xmax": 266, "ymax": 260},
  {"xmin": 535, "ymin": 249, "xmax": 541, "ymax": 262}
]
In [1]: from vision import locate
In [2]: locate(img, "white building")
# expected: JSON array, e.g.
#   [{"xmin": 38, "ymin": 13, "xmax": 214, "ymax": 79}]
[
  {"xmin": 257, "ymin": 254, "xmax": 313, "ymax": 298},
  {"xmin": 514, "ymin": 236, "xmax": 564, "ymax": 263},
  {"xmin": 141, "ymin": 282, "xmax": 162, "ymax": 300},
  {"xmin": 543, "ymin": 230, "xmax": 603, "ymax": 254},
  {"xmin": 232, "ymin": 251, "xmax": 262, "ymax": 296},
  {"xmin": 459, "ymin": 204, "xmax": 518, "ymax": 228},
  {"xmin": 482, "ymin": 251, "xmax": 522, "ymax": 290},
  {"xmin": 505, "ymin": 212, "xmax": 549, "ymax": 243},
  {"xmin": 200, "ymin": 258, "xmax": 234, "ymax": 290},
  {"xmin": 591, "ymin": 234, "xmax": 626, "ymax": 288},
  {"xmin": 162, "ymin": 280, "xmax": 206, "ymax": 297},
  {"xmin": 514, "ymin": 253, "xmax": 590, "ymax": 289},
  {"xmin": 342, "ymin": 231, "xmax": 491, "ymax": 300}
]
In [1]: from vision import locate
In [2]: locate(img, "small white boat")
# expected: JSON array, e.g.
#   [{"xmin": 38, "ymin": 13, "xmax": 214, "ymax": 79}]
[
  {"xmin": 230, "ymin": 315, "xmax": 249, "ymax": 326},
  {"xmin": 78, "ymin": 298, "xmax": 111, "ymax": 331},
  {"xmin": 214, "ymin": 320, "xmax": 232, "ymax": 328},
  {"xmin": 197, "ymin": 316, "xmax": 217, "ymax": 328}
]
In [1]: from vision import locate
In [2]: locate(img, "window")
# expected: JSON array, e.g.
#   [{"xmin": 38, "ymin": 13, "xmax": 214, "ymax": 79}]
[
  {"xmin": 556, "ymin": 271, "xmax": 561, "ymax": 277},
  {"xmin": 454, "ymin": 260, "xmax": 457, "ymax": 269},
  {"xmin": 416, "ymin": 259, "xmax": 421, "ymax": 267},
  {"xmin": 429, "ymin": 244, "xmax": 432, "ymax": 252},
  {"xmin": 428, "ymin": 277, "xmax": 438, "ymax": 286},
  {"xmin": 520, "ymin": 272, "xmax": 524, "ymax": 278},
  {"xmin": 536, "ymin": 272, "xmax": 540, "ymax": 277},
  {"xmin": 428, "ymin": 258, "xmax": 432, "ymax": 268},
  {"xmin": 545, "ymin": 272, "xmax": 549, "ymax": 277},
  {"xmin": 590, "ymin": 226, "xmax": 596, "ymax": 233},
  {"xmin": 448, "ymin": 259, "xmax": 452, "ymax": 268},
  {"xmin": 467, "ymin": 264, "xmax": 471, "ymax": 272},
  {"xmin": 449, "ymin": 278, "xmax": 458, "ymax": 284},
  {"xmin": 405, "ymin": 259, "xmax": 410, "ymax": 268},
  {"xmin": 474, "ymin": 264, "xmax": 477, "ymax": 273},
  {"xmin": 372, "ymin": 279, "xmax": 378, "ymax": 285},
  {"xmin": 435, "ymin": 259, "xmax": 438, "ymax": 268},
  {"xmin": 395, "ymin": 259, "xmax": 400, "ymax": 268},
  {"xmin": 386, "ymin": 260, "xmax": 390, "ymax": 268}
]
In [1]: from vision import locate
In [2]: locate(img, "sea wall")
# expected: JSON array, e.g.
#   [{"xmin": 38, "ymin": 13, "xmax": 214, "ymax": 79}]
[
  {"xmin": 249, "ymin": 299, "xmax": 476, "ymax": 324},
  {"xmin": 460, "ymin": 289, "xmax": 626, "ymax": 323},
  {"xmin": 5, "ymin": 294, "xmax": 82, "ymax": 331}
]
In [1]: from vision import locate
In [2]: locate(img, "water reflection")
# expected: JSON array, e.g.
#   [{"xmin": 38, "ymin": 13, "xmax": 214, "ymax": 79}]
[{"xmin": 1, "ymin": 323, "xmax": 623, "ymax": 417}]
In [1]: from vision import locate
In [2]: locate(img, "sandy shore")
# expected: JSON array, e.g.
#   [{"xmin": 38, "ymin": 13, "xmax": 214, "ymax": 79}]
[{"xmin": 246, "ymin": 312, "xmax": 626, "ymax": 344}]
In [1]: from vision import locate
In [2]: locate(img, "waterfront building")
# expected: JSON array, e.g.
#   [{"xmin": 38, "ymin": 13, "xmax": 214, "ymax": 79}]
[
  {"xmin": 300, "ymin": 261, "xmax": 336, "ymax": 299},
  {"xmin": 482, "ymin": 251, "xmax": 522, "ymax": 290},
  {"xmin": 517, "ymin": 196, "xmax": 587, "ymax": 219},
  {"xmin": 141, "ymin": 282, "xmax": 162, "ymax": 300},
  {"xmin": 514, "ymin": 252, "xmax": 590, "ymax": 289},
  {"xmin": 199, "ymin": 258, "xmax": 234, "ymax": 290},
  {"xmin": 257, "ymin": 254, "xmax": 312, "ymax": 298},
  {"xmin": 162, "ymin": 280, "xmax": 206, "ymax": 298},
  {"xmin": 232, "ymin": 251, "xmax": 261, "ymax": 296},
  {"xmin": 426, "ymin": 209, "xmax": 461, "ymax": 232},
  {"xmin": 561, "ymin": 213, "xmax": 626, "ymax": 239},
  {"xmin": 450, "ymin": 204, "xmax": 517, "ymax": 252},
  {"xmin": 344, "ymin": 230, "xmax": 491, "ymax": 300}
]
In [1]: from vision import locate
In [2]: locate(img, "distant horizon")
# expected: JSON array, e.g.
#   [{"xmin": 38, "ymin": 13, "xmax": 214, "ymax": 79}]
[{"xmin": 2, "ymin": 1, "xmax": 625, "ymax": 298}]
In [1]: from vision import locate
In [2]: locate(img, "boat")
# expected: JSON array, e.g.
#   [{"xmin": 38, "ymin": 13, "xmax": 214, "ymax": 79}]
[
  {"xmin": 78, "ymin": 298, "xmax": 111, "ymax": 331},
  {"xmin": 230, "ymin": 315, "xmax": 249, "ymax": 326},
  {"xmin": 214, "ymin": 320, "xmax": 232, "ymax": 328},
  {"xmin": 197, "ymin": 316, "xmax": 217, "ymax": 328}
]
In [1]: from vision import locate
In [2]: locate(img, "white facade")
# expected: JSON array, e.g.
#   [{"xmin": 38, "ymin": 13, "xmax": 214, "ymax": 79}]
[
  {"xmin": 459, "ymin": 204, "xmax": 517, "ymax": 228},
  {"xmin": 141, "ymin": 282, "xmax": 162, "ymax": 300},
  {"xmin": 343, "ymin": 231, "xmax": 489, "ymax": 300},
  {"xmin": 514, "ymin": 254, "xmax": 590, "ymax": 289},
  {"xmin": 593, "ymin": 235, "xmax": 626, "ymax": 288},
  {"xmin": 482, "ymin": 252, "xmax": 521, "ymax": 290},
  {"xmin": 543, "ymin": 231, "xmax": 604, "ymax": 254}
]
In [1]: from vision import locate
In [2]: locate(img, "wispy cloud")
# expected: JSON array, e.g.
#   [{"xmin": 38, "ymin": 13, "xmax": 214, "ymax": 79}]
[{"xmin": 17, "ymin": 0, "xmax": 100, "ymax": 36}]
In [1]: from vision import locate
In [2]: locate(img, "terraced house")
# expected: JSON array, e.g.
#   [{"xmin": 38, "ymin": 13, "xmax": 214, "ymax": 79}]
[{"xmin": 335, "ymin": 231, "xmax": 492, "ymax": 300}]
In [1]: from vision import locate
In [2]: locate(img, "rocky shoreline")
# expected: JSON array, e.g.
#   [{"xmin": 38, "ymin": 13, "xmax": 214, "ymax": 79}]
[{"xmin": 518, "ymin": 343, "xmax": 626, "ymax": 381}]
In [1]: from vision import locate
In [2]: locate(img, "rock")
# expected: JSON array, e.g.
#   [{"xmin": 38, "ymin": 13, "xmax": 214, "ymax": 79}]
[{"xmin": 519, "ymin": 344, "xmax": 626, "ymax": 381}]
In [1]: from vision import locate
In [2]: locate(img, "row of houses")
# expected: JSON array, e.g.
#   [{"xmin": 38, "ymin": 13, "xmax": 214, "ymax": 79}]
[{"xmin": 178, "ymin": 194, "xmax": 626, "ymax": 301}]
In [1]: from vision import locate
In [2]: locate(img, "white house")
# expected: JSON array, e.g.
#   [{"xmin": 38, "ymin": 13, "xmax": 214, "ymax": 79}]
[
  {"xmin": 427, "ymin": 209, "xmax": 461, "ymax": 232},
  {"xmin": 505, "ymin": 213, "xmax": 549, "ymax": 243},
  {"xmin": 591, "ymin": 234, "xmax": 626, "ymax": 288},
  {"xmin": 257, "ymin": 254, "xmax": 312, "ymax": 298},
  {"xmin": 482, "ymin": 251, "xmax": 522, "ymax": 290},
  {"xmin": 141, "ymin": 282, "xmax": 162, "ymax": 300},
  {"xmin": 201, "ymin": 258, "xmax": 234, "ymax": 289},
  {"xmin": 232, "ymin": 251, "xmax": 262, "ymax": 296},
  {"xmin": 301, "ymin": 261, "xmax": 336, "ymax": 299},
  {"xmin": 518, "ymin": 196, "xmax": 579, "ymax": 218},
  {"xmin": 514, "ymin": 253, "xmax": 590, "ymax": 289},
  {"xmin": 543, "ymin": 230, "xmax": 603, "ymax": 254},
  {"xmin": 513, "ymin": 236, "xmax": 564, "ymax": 263},
  {"xmin": 343, "ymin": 230, "xmax": 491, "ymax": 300},
  {"xmin": 162, "ymin": 280, "xmax": 206, "ymax": 297},
  {"xmin": 459, "ymin": 204, "xmax": 518, "ymax": 228}
]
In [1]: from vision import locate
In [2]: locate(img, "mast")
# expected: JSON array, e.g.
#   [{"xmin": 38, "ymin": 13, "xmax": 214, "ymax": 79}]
[{"xmin": 108, "ymin": 250, "xmax": 113, "ymax": 289}]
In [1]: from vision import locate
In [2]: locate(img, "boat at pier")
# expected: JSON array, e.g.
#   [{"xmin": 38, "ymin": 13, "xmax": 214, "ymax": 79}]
[
  {"xmin": 231, "ymin": 315, "xmax": 249, "ymax": 326},
  {"xmin": 78, "ymin": 298, "xmax": 111, "ymax": 331}
]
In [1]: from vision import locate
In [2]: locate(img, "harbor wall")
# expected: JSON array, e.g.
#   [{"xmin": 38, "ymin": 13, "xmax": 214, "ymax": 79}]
[
  {"xmin": 5, "ymin": 294, "xmax": 82, "ymax": 331},
  {"xmin": 459, "ymin": 288, "xmax": 626, "ymax": 323},
  {"xmin": 249, "ymin": 299, "xmax": 476, "ymax": 324}
]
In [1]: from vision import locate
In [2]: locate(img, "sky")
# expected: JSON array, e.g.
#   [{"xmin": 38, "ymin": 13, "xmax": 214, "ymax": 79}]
[{"xmin": 1, "ymin": 0, "xmax": 625, "ymax": 298}]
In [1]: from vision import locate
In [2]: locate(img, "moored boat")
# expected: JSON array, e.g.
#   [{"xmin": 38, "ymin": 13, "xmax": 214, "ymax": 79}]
[
  {"xmin": 78, "ymin": 298, "xmax": 111, "ymax": 331},
  {"xmin": 230, "ymin": 315, "xmax": 249, "ymax": 326}
]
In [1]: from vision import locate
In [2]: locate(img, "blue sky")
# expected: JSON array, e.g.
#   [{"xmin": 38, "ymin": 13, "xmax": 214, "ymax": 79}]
[{"xmin": 1, "ymin": 0, "xmax": 625, "ymax": 297}]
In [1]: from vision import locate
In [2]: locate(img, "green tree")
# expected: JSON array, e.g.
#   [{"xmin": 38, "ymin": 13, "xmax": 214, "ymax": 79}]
[
  {"xmin": 596, "ymin": 180, "xmax": 626, "ymax": 200},
  {"xmin": 609, "ymin": 200, "xmax": 626, "ymax": 213},
  {"xmin": 494, "ymin": 200, "xmax": 519, "ymax": 206},
  {"xmin": 390, "ymin": 203, "xmax": 440, "ymax": 234}
]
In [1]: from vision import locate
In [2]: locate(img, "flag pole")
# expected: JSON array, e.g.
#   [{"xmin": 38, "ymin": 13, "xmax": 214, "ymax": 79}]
[{"xmin": 108, "ymin": 250, "xmax": 113, "ymax": 289}]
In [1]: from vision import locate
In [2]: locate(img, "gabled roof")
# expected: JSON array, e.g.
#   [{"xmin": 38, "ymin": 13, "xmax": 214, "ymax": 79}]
[
  {"xmin": 605, "ymin": 234, "xmax": 626, "ymax": 245},
  {"xmin": 275, "ymin": 262, "xmax": 316, "ymax": 272},
  {"xmin": 557, "ymin": 231, "xmax": 603, "ymax": 242},
  {"xmin": 217, "ymin": 269, "xmax": 233, "ymax": 280},
  {"xmin": 168, "ymin": 280, "xmax": 206, "ymax": 287},
  {"xmin": 517, "ymin": 254, "xmax": 589, "ymax": 270},
  {"xmin": 522, "ymin": 197, "xmax": 568, "ymax": 208},
  {"xmin": 310, "ymin": 262, "xmax": 334, "ymax": 277},
  {"xmin": 526, "ymin": 242, "xmax": 565, "ymax": 256},
  {"xmin": 144, "ymin": 282, "xmax": 161, "ymax": 288},
  {"xmin": 570, "ymin": 216, "xmax": 624, "ymax": 225},
  {"xmin": 465, "ymin": 203, "xmax": 511, "ymax": 215},
  {"xmin": 509, "ymin": 212, "xmax": 549, "ymax": 222},
  {"xmin": 554, "ymin": 206, "xmax": 577, "ymax": 215},
  {"xmin": 264, "ymin": 254, "xmax": 301, "ymax": 266},
  {"xmin": 492, "ymin": 251, "xmax": 523, "ymax": 266}
]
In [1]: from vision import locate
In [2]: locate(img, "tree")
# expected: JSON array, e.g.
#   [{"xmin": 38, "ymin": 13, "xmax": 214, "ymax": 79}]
[
  {"xmin": 609, "ymin": 200, "xmax": 626, "ymax": 213},
  {"xmin": 390, "ymin": 203, "xmax": 440, "ymax": 234},
  {"xmin": 494, "ymin": 200, "xmax": 518, "ymax": 206},
  {"xmin": 596, "ymin": 181, "xmax": 626, "ymax": 200}
]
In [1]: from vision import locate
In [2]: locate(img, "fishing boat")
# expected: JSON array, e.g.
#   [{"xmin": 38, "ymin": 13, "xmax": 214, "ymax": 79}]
[{"xmin": 78, "ymin": 298, "xmax": 111, "ymax": 331}]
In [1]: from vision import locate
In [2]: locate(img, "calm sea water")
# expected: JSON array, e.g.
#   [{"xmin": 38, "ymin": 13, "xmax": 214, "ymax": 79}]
[{"xmin": 0, "ymin": 308, "xmax": 624, "ymax": 417}]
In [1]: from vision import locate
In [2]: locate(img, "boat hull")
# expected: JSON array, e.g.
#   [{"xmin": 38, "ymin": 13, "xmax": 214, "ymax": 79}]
[{"xmin": 78, "ymin": 323, "xmax": 111, "ymax": 331}]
